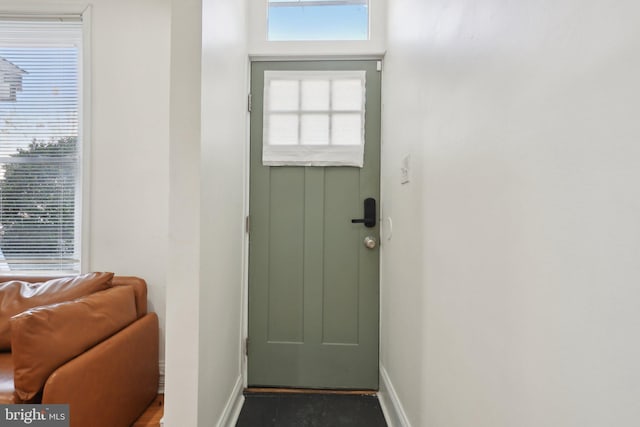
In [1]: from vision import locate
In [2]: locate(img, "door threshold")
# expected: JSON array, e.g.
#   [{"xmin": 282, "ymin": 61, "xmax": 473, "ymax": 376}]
[{"xmin": 244, "ymin": 387, "xmax": 377, "ymax": 396}]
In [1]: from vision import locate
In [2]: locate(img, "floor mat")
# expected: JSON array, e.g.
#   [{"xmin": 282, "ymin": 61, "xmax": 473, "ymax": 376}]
[{"xmin": 236, "ymin": 392, "xmax": 388, "ymax": 427}]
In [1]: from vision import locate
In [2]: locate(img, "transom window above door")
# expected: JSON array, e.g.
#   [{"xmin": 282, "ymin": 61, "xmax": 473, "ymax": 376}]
[
  {"xmin": 262, "ymin": 70, "xmax": 366, "ymax": 167},
  {"xmin": 267, "ymin": 0, "xmax": 369, "ymax": 41}
]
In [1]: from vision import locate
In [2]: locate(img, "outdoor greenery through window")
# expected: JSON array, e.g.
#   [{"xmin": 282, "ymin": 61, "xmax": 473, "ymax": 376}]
[
  {"xmin": 0, "ymin": 18, "xmax": 82, "ymax": 273},
  {"xmin": 268, "ymin": 0, "xmax": 369, "ymax": 41}
]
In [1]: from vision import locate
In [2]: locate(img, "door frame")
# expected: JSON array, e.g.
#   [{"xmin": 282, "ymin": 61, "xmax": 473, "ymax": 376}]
[{"xmin": 240, "ymin": 55, "xmax": 386, "ymax": 389}]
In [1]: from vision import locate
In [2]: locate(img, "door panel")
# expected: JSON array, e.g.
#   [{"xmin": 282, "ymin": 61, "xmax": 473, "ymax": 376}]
[
  {"xmin": 248, "ymin": 60, "xmax": 381, "ymax": 390},
  {"xmin": 267, "ymin": 168, "xmax": 304, "ymax": 343}
]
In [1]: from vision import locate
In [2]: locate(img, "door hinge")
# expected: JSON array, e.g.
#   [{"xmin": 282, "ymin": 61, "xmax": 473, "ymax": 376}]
[
  {"xmin": 248, "ymin": 93, "xmax": 252, "ymax": 112},
  {"xmin": 245, "ymin": 215, "xmax": 250, "ymax": 234},
  {"xmin": 245, "ymin": 337, "xmax": 249, "ymax": 356},
  {"xmin": 377, "ymin": 61, "xmax": 382, "ymax": 72}
]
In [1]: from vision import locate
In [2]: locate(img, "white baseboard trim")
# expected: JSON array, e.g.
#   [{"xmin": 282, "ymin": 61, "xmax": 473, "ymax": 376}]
[
  {"xmin": 378, "ymin": 364, "xmax": 411, "ymax": 427},
  {"xmin": 216, "ymin": 375, "xmax": 245, "ymax": 427}
]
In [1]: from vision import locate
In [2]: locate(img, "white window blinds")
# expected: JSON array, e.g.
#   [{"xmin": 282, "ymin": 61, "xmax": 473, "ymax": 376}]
[
  {"xmin": 263, "ymin": 70, "xmax": 366, "ymax": 167},
  {"xmin": 0, "ymin": 17, "xmax": 82, "ymax": 274}
]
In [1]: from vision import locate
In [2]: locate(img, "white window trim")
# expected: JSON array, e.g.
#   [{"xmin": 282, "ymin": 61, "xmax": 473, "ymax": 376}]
[
  {"xmin": 79, "ymin": 6, "xmax": 91, "ymax": 274},
  {"xmin": 0, "ymin": 3, "xmax": 92, "ymax": 275}
]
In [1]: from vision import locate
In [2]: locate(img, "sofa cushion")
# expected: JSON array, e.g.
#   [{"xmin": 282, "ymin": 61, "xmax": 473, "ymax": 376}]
[
  {"xmin": 10, "ymin": 285, "xmax": 137, "ymax": 402},
  {"xmin": 0, "ymin": 272, "xmax": 114, "ymax": 350},
  {"xmin": 112, "ymin": 276, "xmax": 148, "ymax": 317}
]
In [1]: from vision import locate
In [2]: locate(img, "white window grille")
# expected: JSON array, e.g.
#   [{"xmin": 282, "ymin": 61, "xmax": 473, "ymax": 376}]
[{"xmin": 263, "ymin": 70, "xmax": 366, "ymax": 167}]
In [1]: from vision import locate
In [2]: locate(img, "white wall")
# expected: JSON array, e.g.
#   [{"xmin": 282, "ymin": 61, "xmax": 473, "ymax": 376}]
[
  {"xmin": 165, "ymin": 0, "xmax": 248, "ymax": 425},
  {"xmin": 198, "ymin": 0, "xmax": 248, "ymax": 424},
  {"xmin": 88, "ymin": 0, "xmax": 170, "ymax": 363},
  {"xmin": 91, "ymin": 2, "xmax": 248, "ymax": 424},
  {"xmin": 164, "ymin": 0, "xmax": 201, "ymax": 425},
  {"xmin": 381, "ymin": 1, "xmax": 640, "ymax": 426}
]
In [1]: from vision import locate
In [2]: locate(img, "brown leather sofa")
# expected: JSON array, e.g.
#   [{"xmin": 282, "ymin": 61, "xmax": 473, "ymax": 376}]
[{"xmin": 0, "ymin": 272, "xmax": 159, "ymax": 427}]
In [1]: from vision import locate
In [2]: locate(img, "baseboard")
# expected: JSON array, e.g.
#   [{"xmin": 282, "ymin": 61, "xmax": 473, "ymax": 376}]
[
  {"xmin": 378, "ymin": 364, "xmax": 412, "ymax": 427},
  {"xmin": 216, "ymin": 375, "xmax": 245, "ymax": 427}
]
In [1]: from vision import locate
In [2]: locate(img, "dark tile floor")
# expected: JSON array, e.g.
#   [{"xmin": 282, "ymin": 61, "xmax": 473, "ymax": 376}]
[{"xmin": 235, "ymin": 393, "xmax": 388, "ymax": 427}]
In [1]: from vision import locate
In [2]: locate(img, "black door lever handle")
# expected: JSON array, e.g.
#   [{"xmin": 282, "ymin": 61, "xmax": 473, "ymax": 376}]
[{"xmin": 351, "ymin": 198, "xmax": 376, "ymax": 228}]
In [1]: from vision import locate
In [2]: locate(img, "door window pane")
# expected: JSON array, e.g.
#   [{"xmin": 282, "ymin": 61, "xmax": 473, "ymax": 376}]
[
  {"xmin": 269, "ymin": 114, "xmax": 299, "ymax": 145},
  {"xmin": 332, "ymin": 79, "xmax": 363, "ymax": 111},
  {"xmin": 301, "ymin": 114, "xmax": 330, "ymax": 145},
  {"xmin": 332, "ymin": 114, "xmax": 362, "ymax": 145},
  {"xmin": 301, "ymin": 80, "xmax": 329, "ymax": 111},
  {"xmin": 269, "ymin": 80, "xmax": 299, "ymax": 111}
]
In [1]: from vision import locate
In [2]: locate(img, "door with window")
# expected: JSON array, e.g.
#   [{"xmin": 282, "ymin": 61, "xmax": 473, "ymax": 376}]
[{"xmin": 248, "ymin": 60, "xmax": 381, "ymax": 389}]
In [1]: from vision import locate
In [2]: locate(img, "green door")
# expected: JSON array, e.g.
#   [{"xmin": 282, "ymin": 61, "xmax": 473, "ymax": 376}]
[{"xmin": 248, "ymin": 60, "xmax": 380, "ymax": 390}]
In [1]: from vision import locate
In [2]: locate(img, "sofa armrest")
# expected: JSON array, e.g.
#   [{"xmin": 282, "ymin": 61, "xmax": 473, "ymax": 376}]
[{"xmin": 42, "ymin": 313, "xmax": 159, "ymax": 427}]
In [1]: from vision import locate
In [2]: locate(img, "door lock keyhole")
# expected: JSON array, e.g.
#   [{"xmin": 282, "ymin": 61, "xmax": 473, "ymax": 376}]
[{"xmin": 364, "ymin": 236, "xmax": 377, "ymax": 249}]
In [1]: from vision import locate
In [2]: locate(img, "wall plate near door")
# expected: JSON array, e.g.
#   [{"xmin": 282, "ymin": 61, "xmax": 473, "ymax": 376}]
[
  {"xmin": 400, "ymin": 154, "xmax": 410, "ymax": 184},
  {"xmin": 382, "ymin": 217, "xmax": 393, "ymax": 241}
]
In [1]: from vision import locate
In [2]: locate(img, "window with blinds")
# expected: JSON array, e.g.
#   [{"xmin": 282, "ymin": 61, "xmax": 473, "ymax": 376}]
[
  {"xmin": 0, "ymin": 18, "xmax": 82, "ymax": 274},
  {"xmin": 268, "ymin": 0, "xmax": 369, "ymax": 41}
]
